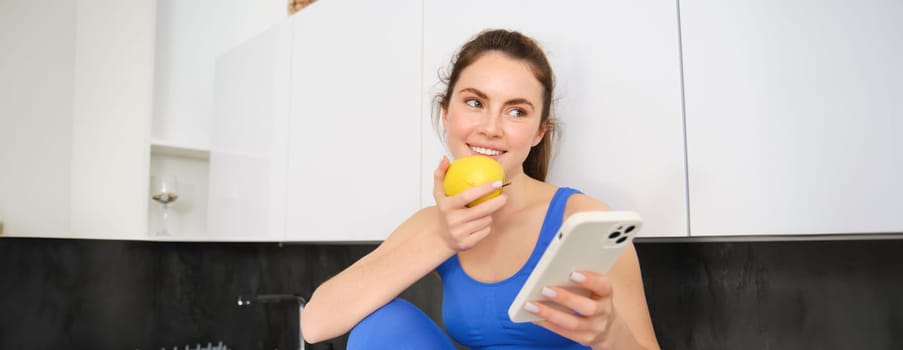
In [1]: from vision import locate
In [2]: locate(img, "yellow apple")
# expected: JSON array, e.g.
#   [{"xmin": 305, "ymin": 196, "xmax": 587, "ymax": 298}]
[{"xmin": 443, "ymin": 155, "xmax": 505, "ymax": 207}]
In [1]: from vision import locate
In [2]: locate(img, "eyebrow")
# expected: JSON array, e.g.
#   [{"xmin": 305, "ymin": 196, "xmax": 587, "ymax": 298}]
[{"xmin": 458, "ymin": 87, "xmax": 535, "ymax": 111}]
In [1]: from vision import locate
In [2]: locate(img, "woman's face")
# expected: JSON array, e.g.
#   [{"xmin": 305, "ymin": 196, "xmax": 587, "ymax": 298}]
[{"xmin": 442, "ymin": 51, "xmax": 547, "ymax": 180}]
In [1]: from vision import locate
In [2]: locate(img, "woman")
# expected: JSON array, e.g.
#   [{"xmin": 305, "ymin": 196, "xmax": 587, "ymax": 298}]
[{"xmin": 302, "ymin": 29, "xmax": 660, "ymax": 350}]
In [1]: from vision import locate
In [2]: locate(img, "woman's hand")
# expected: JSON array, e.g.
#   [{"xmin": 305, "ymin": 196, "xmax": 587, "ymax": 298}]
[
  {"xmin": 527, "ymin": 271, "xmax": 631, "ymax": 349},
  {"xmin": 432, "ymin": 156, "xmax": 507, "ymax": 251}
]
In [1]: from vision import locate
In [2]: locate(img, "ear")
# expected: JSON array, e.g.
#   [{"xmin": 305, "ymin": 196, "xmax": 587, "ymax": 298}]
[
  {"xmin": 441, "ymin": 106, "xmax": 449, "ymax": 131},
  {"xmin": 532, "ymin": 120, "xmax": 549, "ymax": 147}
]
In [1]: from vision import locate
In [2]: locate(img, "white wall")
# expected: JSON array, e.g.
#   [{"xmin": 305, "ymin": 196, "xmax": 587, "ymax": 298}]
[{"xmin": 152, "ymin": 0, "xmax": 287, "ymax": 148}]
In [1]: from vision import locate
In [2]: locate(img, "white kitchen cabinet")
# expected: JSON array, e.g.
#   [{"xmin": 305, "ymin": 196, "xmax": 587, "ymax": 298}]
[
  {"xmin": 0, "ymin": 0, "xmax": 154, "ymax": 239},
  {"xmin": 149, "ymin": 0, "xmax": 291, "ymax": 240},
  {"xmin": 69, "ymin": 0, "xmax": 156, "ymax": 238},
  {"xmin": 1, "ymin": 0, "xmax": 286, "ymax": 240},
  {"xmin": 206, "ymin": 20, "xmax": 293, "ymax": 241},
  {"xmin": 420, "ymin": 1, "xmax": 688, "ymax": 237},
  {"xmin": 283, "ymin": 0, "xmax": 423, "ymax": 241},
  {"xmin": 0, "ymin": 1, "xmax": 78, "ymax": 237},
  {"xmin": 680, "ymin": 0, "xmax": 903, "ymax": 236},
  {"xmin": 153, "ymin": 0, "xmax": 286, "ymax": 150}
]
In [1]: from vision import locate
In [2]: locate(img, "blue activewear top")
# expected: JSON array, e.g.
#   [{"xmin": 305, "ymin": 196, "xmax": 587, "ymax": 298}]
[{"xmin": 436, "ymin": 187, "xmax": 590, "ymax": 350}]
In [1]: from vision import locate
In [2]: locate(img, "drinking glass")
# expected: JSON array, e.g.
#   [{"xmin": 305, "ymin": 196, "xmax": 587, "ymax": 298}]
[{"xmin": 151, "ymin": 175, "xmax": 180, "ymax": 235}]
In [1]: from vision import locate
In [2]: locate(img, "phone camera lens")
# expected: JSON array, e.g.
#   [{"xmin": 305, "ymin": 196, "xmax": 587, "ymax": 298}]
[
  {"xmin": 608, "ymin": 231, "xmax": 621, "ymax": 239},
  {"xmin": 616, "ymin": 236, "xmax": 628, "ymax": 244},
  {"xmin": 625, "ymin": 225, "xmax": 636, "ymax": 234}
]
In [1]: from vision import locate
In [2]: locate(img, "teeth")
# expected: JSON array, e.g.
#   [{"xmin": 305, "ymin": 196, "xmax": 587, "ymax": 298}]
[{"xmin": 471, "ymin": 146, "xmax": 502, "ymax": 156}]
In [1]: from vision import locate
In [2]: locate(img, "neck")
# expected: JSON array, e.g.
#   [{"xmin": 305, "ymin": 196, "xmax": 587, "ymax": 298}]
[{"xmin": 494, "ymin": 171, "xmax": 546, "ymax": 217}]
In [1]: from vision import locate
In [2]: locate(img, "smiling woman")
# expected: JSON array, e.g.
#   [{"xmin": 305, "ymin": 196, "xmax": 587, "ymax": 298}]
[
  {"xmin": 439, "ymin": 52, "xmax": 549, "ymax": 183},
  {"xmin": 434, "ymin": 30, "xmax": 557, "ymax": 182},
  {"xmin": 300, "ymin": 29, "xmax": 660, "ymax": 350}
]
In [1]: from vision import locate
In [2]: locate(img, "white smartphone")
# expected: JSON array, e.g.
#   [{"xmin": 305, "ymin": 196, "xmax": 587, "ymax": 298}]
[{"xmin": 507, "ymin": 210, "xmax": 642, "ymax": 323}]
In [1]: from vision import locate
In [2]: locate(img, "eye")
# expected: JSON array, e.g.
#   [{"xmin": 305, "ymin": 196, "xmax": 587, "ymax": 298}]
[
  {"xmin": 507, "ymin": 108, "xmax": 526, "ymax": 118},
  {"xmin": 464, "ymin": 98, "xmax": 482, "ymax": 108}
]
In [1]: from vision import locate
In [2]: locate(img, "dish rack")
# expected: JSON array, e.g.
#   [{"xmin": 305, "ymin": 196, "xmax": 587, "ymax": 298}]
[{"xmin": 158, "ymin": 342, "xmax": 229, "ymax": 350}]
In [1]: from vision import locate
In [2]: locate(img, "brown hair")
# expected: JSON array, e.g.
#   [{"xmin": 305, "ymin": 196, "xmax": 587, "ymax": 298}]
[{"xmin": 434, "ymin": 29, "xmax": 558, "ymax": 181}]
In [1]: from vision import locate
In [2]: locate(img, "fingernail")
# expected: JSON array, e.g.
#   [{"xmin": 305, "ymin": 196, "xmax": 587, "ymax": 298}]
[
  {"xmin": 542, "ymin": 287, "xmax": 557, "ymax": 299},
  {"xmin": 570, "ymin": 271, "xmax": 587, "ymax": 283},
  {"xmin": 524, "ymin": 302, "xmax": 540, "ymax": 313},
  {"xmin": 491, "ymin": 180, "xmax": 503, "ymax": 188}
]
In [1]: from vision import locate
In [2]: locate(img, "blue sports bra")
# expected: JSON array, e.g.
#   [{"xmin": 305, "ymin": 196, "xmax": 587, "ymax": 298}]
[{"xmin": 436, "ymin": 187, "xmax": 590, "ymax": 350}]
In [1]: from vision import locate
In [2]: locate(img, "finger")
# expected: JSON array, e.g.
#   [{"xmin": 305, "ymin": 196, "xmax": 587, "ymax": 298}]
[
  {"xmin": 447, "ymin": 180, "xmax": 504, "ymax": 208},
  {"xmin": 450, "ymin": 193, "xmax": 507, "ymax": 223},
  {"xmin": 458, "ymin": 226, "xmax": 492, "ymax": 250},
  {"xmin": 524, "ymin": 301, "xmax": 583, "ymax": 331},
  {"xmin": 432, "ymin": 156, "xmax": 451, "ymax": 200},
  {"xmin": 541, "ymin": 285, "xmax": 606, "ymax": 320},
  {"xmin": 571, "ymin": 271, "xmax": 614, "ymax": 299},
  {"xmin": 445, "ymin": 215, "xmax": 492, "ymax": 237}
]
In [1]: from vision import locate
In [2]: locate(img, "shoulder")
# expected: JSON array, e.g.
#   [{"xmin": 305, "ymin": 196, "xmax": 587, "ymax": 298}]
[{"xmin": 563, "ymin": 190, "xmax": 611, "ymax": 219}]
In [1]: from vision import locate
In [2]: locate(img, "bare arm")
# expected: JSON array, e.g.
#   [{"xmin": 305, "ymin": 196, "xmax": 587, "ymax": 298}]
[
  {"xmin": 530, "ymin": 195, "xmax": 660, "ymax": 349},
  {"xmin": 301, "ymin": 207, "xmax": 454, "ymax": 343},
  {"xmin": 301, "ymin": 157, "xmax": 507, "ymax": 343},
  {"xmin": 602, "ymin": 242, "xmax": 661, "ymax": 350}
]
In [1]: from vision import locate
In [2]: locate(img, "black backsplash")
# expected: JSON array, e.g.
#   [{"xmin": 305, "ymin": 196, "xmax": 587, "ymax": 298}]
[{"xmin": 1, "ymin": 237, "xmax": 901, "ymax": 350}]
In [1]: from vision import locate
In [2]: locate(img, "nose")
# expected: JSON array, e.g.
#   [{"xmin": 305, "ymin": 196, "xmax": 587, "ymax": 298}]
[{"xmin": 478, "ymin": 113, "xmax": 503, "ymax": 137}]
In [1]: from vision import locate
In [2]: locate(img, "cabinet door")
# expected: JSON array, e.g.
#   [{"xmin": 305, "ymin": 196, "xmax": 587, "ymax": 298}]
[
  {"xmin": 0, "ymin": 1, "xmax": 76, "ymax": 237},
  {"xmin": 421, "ymin": 1, "xmax": 688, "ymax": 237},
  {"xmin": 153, "ymin": 0, "xmax": 287, "ymax": 150},
  {"xmin": 69, "ymin": 0, "xmax": 155, "ymax": 237},
  {"xmin": 285, "ymin": 0, "xmax": 422, "ymax": 241},
  {"xmin": 207, "ymin": 20, "xmax": 292, "ymax": 241},
  {"xmin": 681, "ymin": 0, "xmax": 903, "ymax": 236},
  {"xmin": 1, "ymin": 1, "xmax": 154, "ymax": 239}
]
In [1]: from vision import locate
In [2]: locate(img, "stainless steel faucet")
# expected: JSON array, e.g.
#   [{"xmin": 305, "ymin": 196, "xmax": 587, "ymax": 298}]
[{"xmin": 237, "ymin": 294, "xmax": 308, "ymax": 350}]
